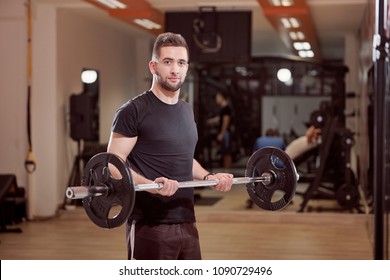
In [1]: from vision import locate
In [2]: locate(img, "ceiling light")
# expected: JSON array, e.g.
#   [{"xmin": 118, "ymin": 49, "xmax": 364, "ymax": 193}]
[
  {"xmin": 306, "ymin": 50, "xmax": 314, "ymax": 57},
  {"xmin": 289, "ymin": 31, "xmax": 297, "ymax": 40},
  {"xmin": 296, "ymin": 31, "xmax": 305, "ymax": 40},
  {"xmin": 198, "ymin": 1, "xmax": 258, "ymax": 8},
  {"xmin": 96, "ymin": 0, "xmax": 126, "ymax": 9},
  {"xmin": 293, "ymin": 42, "xmax": 303, "ymax": 50},
  {"xmin": 298, "ymin": 50, "xmax": 314, "ymax": 58},
  {"xmin": 289, "ymin": 18, "xmax": 299, "ymax": 28},
  {"xmin": 270, "ymin": 0, "xmax": 293, "ymax": 6},
  {"xmin": 293, "ymin": 42, "xmax": 311, "ymax": 50},
  {"xmin": 302, "ymin": 42, "xmax": 311, "ymax": 50},
  {"xmin": 281, "ymin": 0, "xmax": 293, "ymax": 5},
  {"xmin": 280, "ymin": 17, "xmax": 300, "ymax": 29},
  {"xmin": 281, "ymin": 18, "xmax": 291, "ymax": 28},
  {"xmin": 134, "ymin": 19, "xmax": 162, "ymax": 30},
  {"xmin": 289, "ymin": 31, "xmax": 305, "ymax": 41}
]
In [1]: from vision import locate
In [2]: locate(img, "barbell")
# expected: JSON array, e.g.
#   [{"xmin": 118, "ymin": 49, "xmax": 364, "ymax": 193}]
[{"xmin": 66, "ymin": 147, "xmax": 299, "ymax": 229}]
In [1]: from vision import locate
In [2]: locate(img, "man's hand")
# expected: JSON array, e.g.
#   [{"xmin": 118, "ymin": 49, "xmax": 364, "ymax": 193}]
[
  {"xmin": 206, "ymin": 173, "xmax": 233, "ymax": 192},
  {"xmin": 306, "ymin": 125, "xmax": 321, "ymax": 144},
  {"xmin": 154, "ymin": 177, "xmax": 179, "ymax": 196}
]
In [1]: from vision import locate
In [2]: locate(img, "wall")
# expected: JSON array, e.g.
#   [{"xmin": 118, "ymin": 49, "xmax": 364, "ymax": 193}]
[
  {"xmin": 57, "ymin": 8, "xmax": 136, "ymax": 209},
  {"xmin": 0, "ymin": 0, "xmax": 28, "ymax": 196},
  {"xmin": 262, "ymin": 96, "xmax": 330, "ymax": 139}
]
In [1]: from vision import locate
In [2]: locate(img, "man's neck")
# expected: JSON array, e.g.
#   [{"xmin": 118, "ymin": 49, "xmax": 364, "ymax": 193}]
[{"xmin": 150, "ymin": 84, "xmax": 179, "ymax": 105}]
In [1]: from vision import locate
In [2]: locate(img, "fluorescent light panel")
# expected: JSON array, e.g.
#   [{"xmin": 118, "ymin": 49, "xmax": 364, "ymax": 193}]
[
  {"xmin": 270, "ymin": 0, "xmax": 293, "ymax": 6},
  {"xmin": 281, "ymin": 18, "xmax": 291, "ymax": 28},
  {"xmin": 198, "ymin": 1, "xmax": 258, "ymax": 8},
  {"xmin": 302, "ymin": 42, "xmax": 311, "ymax": 50},
  {"xmin": 134, "ymin": 19, "xmax": 162, "ymax": 30},
  {"xmin": 289, "ymin": 17, "xmax": 299, "ymax": 28},
  {"xmin": 280, "ymin": 17, "xmax": 300, "ymax": 28},
  {"xmin": 293, "ymin": 42, "xmax": 311, "ymax": 50},
  {"xmin": 298, "ymin": 50, "xmax": 314, "ymax": 58},
  {"xmin": 96, "ymin": 0, "xmax": 126, "ymax": 9},
  {"xmin": 289, "ymin": 31, "xmax": 305, "ymax": 40}
]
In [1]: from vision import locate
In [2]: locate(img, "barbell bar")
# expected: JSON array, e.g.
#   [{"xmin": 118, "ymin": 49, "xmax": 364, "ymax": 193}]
[
  {"xmin": 66, "ymin": 175, "xmax": 273, "ymax": 199},
  {"xmin": 65, "ymin": 147, "xmax": 299, "ymax": 229}
]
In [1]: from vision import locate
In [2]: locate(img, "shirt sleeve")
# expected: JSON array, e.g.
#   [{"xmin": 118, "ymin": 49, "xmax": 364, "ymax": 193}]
[{"xmin": 111, "ymin": 101, "xmax": 138, "ymax": 137}]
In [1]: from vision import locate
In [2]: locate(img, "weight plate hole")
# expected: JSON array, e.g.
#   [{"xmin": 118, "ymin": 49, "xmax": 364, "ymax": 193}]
[
  {"xmin": 271, "ymin": 190, "xmax": 286, "ymax": 202},
  {"xmin": 108, "ymin": 205, "xmax": 122, "ymax": 219},
  {"xmin": 107, "ymin": 164, "xmax": 123, "ymax": 180},
  {"xmin": 271, "ymin": 155, "xmax": 285, "ymax": 170}
]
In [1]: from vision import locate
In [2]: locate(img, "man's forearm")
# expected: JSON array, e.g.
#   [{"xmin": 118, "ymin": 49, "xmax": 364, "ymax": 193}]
[{"xmin": 192, "ymin": 159, "xmax": 211, "ymax": 180}]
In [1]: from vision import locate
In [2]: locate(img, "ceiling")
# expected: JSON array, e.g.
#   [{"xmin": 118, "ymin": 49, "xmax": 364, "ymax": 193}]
[{"xmin": 50, "ymin": 0, "xmax": 369, "ymax": 61}]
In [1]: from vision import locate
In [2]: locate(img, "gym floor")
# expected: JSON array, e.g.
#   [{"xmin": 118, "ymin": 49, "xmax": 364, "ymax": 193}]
[{"xmin": 0, "ymin": 182, "xmax": 373, "ymax": 260}]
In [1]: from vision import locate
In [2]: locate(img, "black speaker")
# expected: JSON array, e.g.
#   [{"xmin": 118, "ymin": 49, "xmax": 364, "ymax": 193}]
[
  {"xmin": 70, "ymin": 93, "xmax": 99, "ymax": 141},
  {"xmin": 0, "ymin": 174, "xmax": 26, "ymax": 228}
]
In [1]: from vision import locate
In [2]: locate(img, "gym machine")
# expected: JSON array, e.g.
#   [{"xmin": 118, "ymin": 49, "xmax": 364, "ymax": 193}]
[{"xmin": 297, "ymin": 101, "xmax": 361, "ymax": 212}]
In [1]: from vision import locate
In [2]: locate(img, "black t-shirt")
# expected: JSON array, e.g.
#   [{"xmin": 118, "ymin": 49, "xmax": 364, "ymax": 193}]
[
  {"xmin": 219, "ymin": 105, "xmax": 232, "ymax": 131},
  {"xmin": 111, "ymin": 91, "xmax": 198, "ymax": 224}
]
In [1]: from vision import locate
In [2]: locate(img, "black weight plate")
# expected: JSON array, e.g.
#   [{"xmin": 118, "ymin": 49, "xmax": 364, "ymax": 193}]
[
  {"xmin": 339, "ymin": 129, "xmax": 355, "ymax": 148},
  {"xmin": 82, "ymin": 152, "xmax": 135, "ymax": 229},
  {"xmin": 310, "ymin": 110, "xmax": 327, "ymax": 128},
  {"xmin": 245, "ymin": 147, "xmax": 298, "ymax": 211},
  {"xmin": 336, "ymin": 183, "xmax": 360, "ymax": 209}
]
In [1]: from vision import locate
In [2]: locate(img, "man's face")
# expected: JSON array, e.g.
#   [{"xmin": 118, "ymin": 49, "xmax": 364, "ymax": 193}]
[{"xmin": 152, "ymin": 46, "xmax": 189, "ymax": 92}]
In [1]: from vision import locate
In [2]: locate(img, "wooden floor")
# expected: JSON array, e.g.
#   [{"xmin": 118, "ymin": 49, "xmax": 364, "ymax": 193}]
[{"xmin": 0, "ymin": 184, "xmax": 374, "ymax": 260}]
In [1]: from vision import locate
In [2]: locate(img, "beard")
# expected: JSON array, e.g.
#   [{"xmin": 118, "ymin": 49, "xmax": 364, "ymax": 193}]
[{"xmin": 155, "ymin": 70, "xmax": 184, "ymax": 92}]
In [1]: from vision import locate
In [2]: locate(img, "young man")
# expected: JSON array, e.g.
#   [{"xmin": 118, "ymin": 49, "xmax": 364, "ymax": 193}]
[{"xmin": 107, "ymin": 32, "xmax": 234, "ymax": 260}]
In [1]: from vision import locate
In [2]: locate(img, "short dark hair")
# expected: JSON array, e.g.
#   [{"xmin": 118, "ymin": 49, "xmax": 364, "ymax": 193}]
[{"xmin": 152, "ymin": 32, "xmax": 189, "ymax": 61}]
